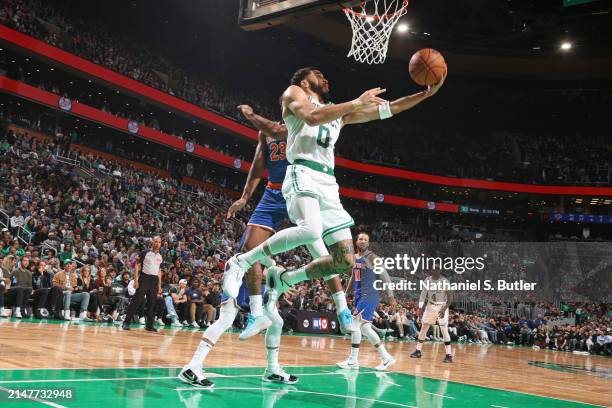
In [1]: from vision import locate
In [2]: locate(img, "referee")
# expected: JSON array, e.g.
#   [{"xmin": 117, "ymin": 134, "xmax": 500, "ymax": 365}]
[{"xmin": 122, "ymin": 236, "xmax": 163, "ymax": 332}]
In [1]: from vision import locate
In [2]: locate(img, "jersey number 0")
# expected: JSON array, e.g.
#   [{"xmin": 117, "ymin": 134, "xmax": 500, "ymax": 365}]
[{"xmin": 317, "ymin": 125, "xmax": 330, "ymax": 148}]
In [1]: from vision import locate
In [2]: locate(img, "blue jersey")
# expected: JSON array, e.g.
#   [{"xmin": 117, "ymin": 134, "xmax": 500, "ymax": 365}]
[
  {"xmin": 353, "ymin": 251, "xmax": 379, "ymax": 302},
  {"xmin": 265, "ymin": 140, "xmax": 288, "ymax": 184}
]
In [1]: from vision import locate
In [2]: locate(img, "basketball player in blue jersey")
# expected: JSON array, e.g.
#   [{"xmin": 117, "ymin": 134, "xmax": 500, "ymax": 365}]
[{"xmin": 337, "ymin": 232, "xmax": 397, "ymax": 371}]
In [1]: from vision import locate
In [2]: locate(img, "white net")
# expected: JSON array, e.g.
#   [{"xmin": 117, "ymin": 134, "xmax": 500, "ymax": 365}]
[{"xmin": 343, "ymin": 0, "xmax": 409, "ymax": 65}]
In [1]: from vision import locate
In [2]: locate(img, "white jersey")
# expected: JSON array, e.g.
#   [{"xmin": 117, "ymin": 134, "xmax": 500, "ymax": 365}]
[
  {"xmin": 420, "ymin": 275, "xmax": 450, "ymax": 304},
  {"xmin": 284, "ymin": 96, "xmax": 343, "ymax": 170}
]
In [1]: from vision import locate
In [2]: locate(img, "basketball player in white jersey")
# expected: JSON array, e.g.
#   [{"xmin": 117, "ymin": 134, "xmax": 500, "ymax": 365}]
[
  {"xmin": 223, "ymin": 67, "xmax": 444, "ymax": 324},
  {"xmin": 410, "ymin": 269, "xmax": 454, "ymax": 363}
]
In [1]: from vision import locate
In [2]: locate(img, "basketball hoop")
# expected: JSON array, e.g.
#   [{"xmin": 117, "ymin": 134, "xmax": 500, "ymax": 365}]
[{"xmin": 342, "ymin": 0, "xmax": 409, "ymax": 64}]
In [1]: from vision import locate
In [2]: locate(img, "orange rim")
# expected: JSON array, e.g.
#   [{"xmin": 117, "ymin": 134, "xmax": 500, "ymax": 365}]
[{"xmin": 342, "ymin": 0, "xmax": 409, "ymax": 21}]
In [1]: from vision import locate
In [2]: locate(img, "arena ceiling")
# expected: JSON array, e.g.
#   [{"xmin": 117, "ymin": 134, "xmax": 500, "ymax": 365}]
[{"xmin": 279, "ymin": 0, "xmax": 612, "ymax": 78}]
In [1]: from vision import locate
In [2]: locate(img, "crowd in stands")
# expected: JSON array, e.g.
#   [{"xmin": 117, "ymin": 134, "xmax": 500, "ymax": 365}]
[
  {"xmin": 2, "ymin": 126, "xmax": 610, "ymax": 356},
  {"xmin": 2, "ymin": 0, "xmax": 611, "ymax": 185}
]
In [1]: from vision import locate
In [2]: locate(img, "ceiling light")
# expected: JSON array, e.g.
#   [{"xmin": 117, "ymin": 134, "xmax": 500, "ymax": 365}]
[
  {"xmin": 560, "ymin": 42, "xmax": 572, "ymax": 50},
  {"xmin": 397, "ymin": 23, "xmax": 409, "ymax": 33}
]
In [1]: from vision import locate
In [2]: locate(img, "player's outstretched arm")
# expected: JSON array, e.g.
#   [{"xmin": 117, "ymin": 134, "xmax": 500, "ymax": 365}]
[
  {"xmin": 227, "ymin": 131, "xmax": 266, "ymax": 219},
  {"xmin": 283, "ymin": 85, "xmax": 386, "ymax": 127},
  {"xmin": 343, "ymin": 77, "xmax": 445, "ymax": 125},
  {"xmin": 238, "ymin": 105, "xmax": 287, "ymax": 140}
]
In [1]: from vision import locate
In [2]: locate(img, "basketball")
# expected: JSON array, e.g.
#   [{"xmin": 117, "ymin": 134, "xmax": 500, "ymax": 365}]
[{"xmin": 409, "ymin": 48, "xmax": 447, "ymax": 86}]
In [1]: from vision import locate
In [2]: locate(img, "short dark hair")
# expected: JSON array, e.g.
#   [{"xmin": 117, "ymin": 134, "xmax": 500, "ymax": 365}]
[{"xmin": 290, "ymin": 67, "xmax": 318, "ymax": 86}]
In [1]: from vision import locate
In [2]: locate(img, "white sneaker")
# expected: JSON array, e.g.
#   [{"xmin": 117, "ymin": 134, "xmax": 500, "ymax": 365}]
[
  {"xmin": 222, "ymin": 255, "xmax": 248, "ymax": 298},
  {"xmin": 191, "ymin": 321, "xmax": 200, "ymax": 328},
  {"xmin": 0, "ymin": 308, "xmax": 8, "ymax": 318},
  {"xmin": 171, "ymin": 320, "xmax": 183, "ymax": 327},
  {"xmin": 79, "ymin": 312, "xmax": 93, "ymax": 322},
  {"xmin": 374, "ymin": 356, "xmax": 396, "ymax": 371},
  {"xmin": 336, "ymin": 359, "xmax": 359, "ymax": 370},
  {"xmin": 14, "ymin": 308, "xmax": 22, "ymax": 319},
  {"xmin": 265, "ymin": 265, "xmax": 291, "ymax": 295},
  {"xmin": 138, "ymin": 317, "xmax": 146, "ymax": 325},
  {"xmin": 63, "ymin": 310, "xmax": 72, "ymax": 321},
  {"xmin": 157, "ymin": 318, "xmax": 165, "ymax": 326},
  {"xmin": 239, "ymin": 315, "xmax": 272, "ymax": 341},
  {"xmin": 262, "ymin": 367, "xmax": 299, "ymax": 384}
]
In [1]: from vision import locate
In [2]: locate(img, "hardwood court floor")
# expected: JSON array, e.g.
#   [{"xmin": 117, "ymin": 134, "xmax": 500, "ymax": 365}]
[{"xmin": 0, "ymin": 319, "xmax": 609, "ymax": 407}]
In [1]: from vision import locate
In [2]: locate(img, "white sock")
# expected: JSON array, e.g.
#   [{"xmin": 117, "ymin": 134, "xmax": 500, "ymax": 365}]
[
  {"xmin": 283, "ymin": 266, "xmax": 308, "ymax": 285},
  {"xmin": 416, "ymin": 341, "xmax": 424, "ymax": 351},
  {"xmin": 332, "ymin": 291, "xmax": 348, "ymax": 311},
  {"xmin": 237, "ymin": 244, "xmax": 267, "ymax": 268},
  {"xmin": 264, "ymin": 297, "xmax": 284, "ymax": 372},
  {"xmin": 189, "ymin": 340, "xmax": 213, "ymax": 372},
  {"xmin": 15, "ymin": 307, "xmax": 21, "ymax": 314},
  {"xmin": 266, "ymin": 347, "xmax": 279, "ymax": 371},
  {"xmin": 349, "ymin": 327, "xmax": 362, "ymax": 362},
  {"xmin": 259, "ymin": 256, "xmax": 275, "ymax": 268},
  {"xmin": 249, "ymin": 295, "xmax": 263, "ymax": 317},
  {"xmin": 445, "ymin": 344, "xmax": 452, "ymax": 355},
  {"xmin": 350, "ymin": 345, "xmax": 360, "ymax": 362},
  {"xmin": 188, "ymin": 301, "xmax": 237, "ymax": 372},
  {"xmin": 361, "ymin": 322, "xmax": 391, "ymax": 361},
  {"xmin": 376, "ymin": 343, "xmax": 391, "ymax": 361}
]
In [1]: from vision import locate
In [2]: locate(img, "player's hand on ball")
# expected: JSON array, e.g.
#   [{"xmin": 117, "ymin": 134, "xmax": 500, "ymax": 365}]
[
  {"xmin": 425, "ymin": 74, "xmax": 446, "ymax": 97},
  {"xmin": 237, "ymin": 105, "xmax": 254, "ymax": 118},
  {"xmin": 227, "ymin": 198, "xmax": 247, "ymax": 219},
  {"xmin": 354, "ymin": 87, "xmax": 386, "ymax": 108}
]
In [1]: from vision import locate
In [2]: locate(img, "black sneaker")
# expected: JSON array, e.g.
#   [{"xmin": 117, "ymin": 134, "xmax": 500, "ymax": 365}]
[
  {"xmin": 444, "ymin": 354, "xmax": 453, "ymax": 363},
  {"xmin": 122, "ymin": 323, "xmax": 130, "ymax": 331},
  {"xmin": 262, "ymin": 368, "xmax": 299, "ymax": 384},
  {"xmin": 178, "ymin": 368, "xmax": 214, "ymax": 388},
  {"xmin": 145, "ymin": 326, "xmax": 159, "ymax": 333},
  {"xmin": 410, "ymin": 350, "xmax": 422, "ymax": 359}
]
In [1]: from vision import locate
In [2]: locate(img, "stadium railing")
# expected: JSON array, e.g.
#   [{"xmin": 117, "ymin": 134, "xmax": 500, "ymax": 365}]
[
  {"xmin": 16, "ymin": 226, "xmax": 32, "ymax": 245},
  {"xmin": 0, "ymin": 209, "xmax": 10, "ymax": 231}
]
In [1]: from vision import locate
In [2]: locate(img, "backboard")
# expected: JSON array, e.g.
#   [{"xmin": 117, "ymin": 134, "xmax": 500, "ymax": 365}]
[{"xmin": 238, "ymin": 0, "xmax": 342, "ymax": 31}]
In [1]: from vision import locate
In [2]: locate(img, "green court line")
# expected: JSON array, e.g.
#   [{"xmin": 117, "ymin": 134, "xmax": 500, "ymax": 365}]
[{"xmin": 0, "ymin": 366, "xmax": 603, "ymax": 408}]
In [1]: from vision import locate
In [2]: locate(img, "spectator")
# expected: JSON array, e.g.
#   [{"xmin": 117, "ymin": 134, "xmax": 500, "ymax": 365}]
[
  {"xmin": 170, "ymin": 278, "xmax": 189, "ymax": 326},
  {"xmin": 186, "ymin": 278, "xmax": 204, "ymax": 328},
  {"xmin": 7, "ymin": 255, "xmax": 33, "ymax": 318},
  {"xmin": 0, "ymin": 255, "xmax": 17, "ymax": 317},
  {"xmin": 76, "ymin": 265, "xmax": 99, "ymax": 321},
  {"xmin": 52, "ymin": 260, "xmax": 91, "ymax": 321}
]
